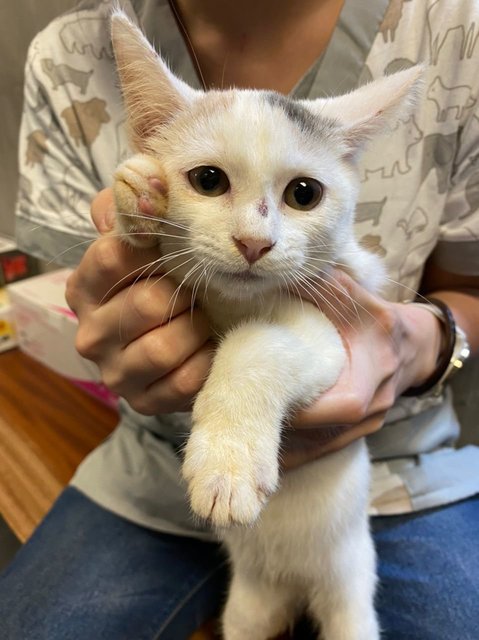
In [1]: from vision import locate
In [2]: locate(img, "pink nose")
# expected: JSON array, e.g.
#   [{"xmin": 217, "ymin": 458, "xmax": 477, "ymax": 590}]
[{"xmin": 233, "ymin": 236, "xmax": 275, "ymax": 265}]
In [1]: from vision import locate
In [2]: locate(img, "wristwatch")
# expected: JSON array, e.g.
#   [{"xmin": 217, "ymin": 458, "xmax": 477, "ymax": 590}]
[{"xmin": 402, "ymin": 297, "xmax": 471, "ymax": 397}]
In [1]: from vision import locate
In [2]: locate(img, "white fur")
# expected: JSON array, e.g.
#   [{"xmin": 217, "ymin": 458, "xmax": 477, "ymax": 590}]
[{"xmin": 111, "ymin": 12, "xmax": 422, "ymax": 639}]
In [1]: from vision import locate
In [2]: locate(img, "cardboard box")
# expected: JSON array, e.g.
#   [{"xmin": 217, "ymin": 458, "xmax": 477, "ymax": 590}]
[
  {"xmin": 9, "ymin": 269, "xmax": 117, "ymax": 408},
  {"xmin": 0, "ymin": 288, "xmax": 17, "ymax": 352}
]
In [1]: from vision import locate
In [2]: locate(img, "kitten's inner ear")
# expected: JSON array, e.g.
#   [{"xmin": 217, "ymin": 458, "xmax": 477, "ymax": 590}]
[
  {"xmin": 111, "ymin": 11, "xmax": 199, "ymax": 151},
  {"xmin": 307, "ymin": 66, "xmax": 423, "ymax": 161}
]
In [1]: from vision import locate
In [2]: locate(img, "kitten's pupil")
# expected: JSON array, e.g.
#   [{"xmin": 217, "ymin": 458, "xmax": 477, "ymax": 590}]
[
  {"xmin": 295, "ymin": 181, "xmax": 314, "ymax": 206},
  {"xmin": 188, "ymin": 166, "xmax": 230, "ymax": 197},
  {"xmin": 198, "ymin": 167, "xmax": 220, "ymax": 191},
  {"xmin": 284, "ymin": 178, "xmax": 323, "ymax": 211}
]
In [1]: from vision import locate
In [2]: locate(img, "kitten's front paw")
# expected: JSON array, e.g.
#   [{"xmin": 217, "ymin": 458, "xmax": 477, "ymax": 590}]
[
  {"xmin": 113, "ymin": 154, "xmax": 168, "ymax": 247},
  {"xmin": 183, "ymin": 429, "xmax": 279, "ymax": 527}
]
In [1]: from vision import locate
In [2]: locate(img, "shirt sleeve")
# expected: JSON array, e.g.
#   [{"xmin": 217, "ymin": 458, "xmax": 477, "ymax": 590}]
[
  {"xmin": 15, "ymin": 27, "xmax": 105, "ymax": 266},
  {"xmin": 431, "ymin": 104, "xmax": 479, "ymax": 276}
]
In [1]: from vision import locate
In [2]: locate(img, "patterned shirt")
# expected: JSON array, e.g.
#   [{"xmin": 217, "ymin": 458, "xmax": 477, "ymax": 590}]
[{"xmin": 15, "ymin": 0, "xmax": 479, "ymax": 537}]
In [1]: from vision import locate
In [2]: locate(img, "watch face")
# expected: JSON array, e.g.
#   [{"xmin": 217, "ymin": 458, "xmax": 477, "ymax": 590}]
[{"xmin": 450, "ymin": 328, "xmax": 470, "ymax": 373}]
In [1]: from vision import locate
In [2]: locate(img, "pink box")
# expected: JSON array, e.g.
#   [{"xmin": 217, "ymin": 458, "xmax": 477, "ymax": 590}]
[{"xmin": 8, "ymin": 269, "xmax": 118, "ymax": 408}]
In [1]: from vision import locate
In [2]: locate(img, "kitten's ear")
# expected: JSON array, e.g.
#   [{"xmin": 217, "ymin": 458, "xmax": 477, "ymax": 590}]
[
  {"xmin": 308, "ymin": 66, "xmax": 424, "ymax": 161},
  {"xmin": 111, "ymin": 11, "xmax": 199, "ymax": 150}
]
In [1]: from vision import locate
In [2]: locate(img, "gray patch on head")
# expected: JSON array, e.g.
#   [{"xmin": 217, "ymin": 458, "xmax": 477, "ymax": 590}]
[{"xmin": 264, "ymin": 92, "xmax": 337, "ymax": 137}]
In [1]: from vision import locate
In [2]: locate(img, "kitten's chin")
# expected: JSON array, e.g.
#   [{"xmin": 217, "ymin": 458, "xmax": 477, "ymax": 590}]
[{"xmin": 211, "ymin": 269, "xmax": 277, "ymax": 299}]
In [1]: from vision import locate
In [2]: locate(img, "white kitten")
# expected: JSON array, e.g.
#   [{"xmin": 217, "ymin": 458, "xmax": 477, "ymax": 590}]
[{"xmin": 110, "ymin": 12, "xmax": 421, "ymax": 640}]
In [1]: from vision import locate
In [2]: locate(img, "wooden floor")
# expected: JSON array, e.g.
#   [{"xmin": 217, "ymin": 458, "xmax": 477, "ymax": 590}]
[
  {"xmin": 0, "ymin": 348, "xmax": 221, "ymax": 639},
  {"xmin": 0, "ymin": 348, "xmax": 118, "ymax": 541}
]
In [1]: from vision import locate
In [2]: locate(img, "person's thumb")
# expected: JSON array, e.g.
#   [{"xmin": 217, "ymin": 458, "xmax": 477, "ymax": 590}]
[{"xmin": 91, "ymin": 188, "xmax": 116, "ymax": 234}]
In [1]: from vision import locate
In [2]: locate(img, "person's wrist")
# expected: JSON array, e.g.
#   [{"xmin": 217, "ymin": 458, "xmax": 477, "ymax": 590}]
[
  {"xmin": 401, "ymin": 298, "xmax": 470, "ymax": 397},
  {"xmin": 393, "ymin": 300, "xmax": 445, "ymax": 395}
]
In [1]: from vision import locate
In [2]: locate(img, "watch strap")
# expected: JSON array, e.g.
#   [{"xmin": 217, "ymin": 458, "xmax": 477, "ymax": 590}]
[{"xmin": 402, "ymin": 297, "xmax": 457, "ymax": 397}]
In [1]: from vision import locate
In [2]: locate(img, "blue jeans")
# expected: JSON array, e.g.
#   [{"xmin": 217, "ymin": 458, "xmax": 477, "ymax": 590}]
[{"xmin": 0, "ymin": 487, "xmax": 477, "ymax": 640}]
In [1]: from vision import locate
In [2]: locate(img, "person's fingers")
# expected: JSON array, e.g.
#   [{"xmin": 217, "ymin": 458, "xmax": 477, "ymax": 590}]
[
  {"xmin": 292, "ymin": 370, "xmax": 395, "ymax": 429},
  {"xmin": 111, "ymin": 309, "xmax": 212, "ymax": 389},
  {"xmin": 66, "ymin": 235, "xmax": 174, "ymax": 311},
  {"xmin": 124, "ymin": 342, "xmax": 215, "ymax": 415},
  {"xmin": 281, "ymin": 411, "xmax": 386, "ymax": 471},
  {"xmin": 297, "ymin": 269, "xmax": 386, "ymax": 328},
  {"xmin": 85, "ymin": 276, "xmax": 200, "ymax": 348},
  {"xmin": 91, "ymin": 188, "xmax": 116, "ymax": 234},
  {"xmin": 291, "ymin": 347, "xmax": 377, "ymax": 427}
]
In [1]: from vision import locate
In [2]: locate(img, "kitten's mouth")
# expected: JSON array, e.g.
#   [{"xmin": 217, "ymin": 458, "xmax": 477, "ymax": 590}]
[{"xmin": 219, "ymin": 269, "xmax": 263, "ymax": 283}]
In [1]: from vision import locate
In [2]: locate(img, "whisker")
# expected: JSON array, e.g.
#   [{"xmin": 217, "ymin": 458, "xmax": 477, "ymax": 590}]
[
  {"xmin": 50, "ymin": 228, "xmax": 189, "ymax": 269},
  {"xmin": 202, "ymin": 260, "xmax": 218, "ymax": 306},
  {"xmin": 220, "ymin": 51, "xmax": 230, "ymax": 90},
  {"xmin": 118, "ymin": 211, "xmax": 191, "ymax": 232},
  {"xmin": 48, "ymin": 237, "xmax": 97, "ymax": 264},
  {"xmin": 100, "ymin": 255, "xmax": 165, "ymax": 306},
  {"xmin": 145, "ymin": 248, "xmax": 196, "ymax": 288},
  {"xmin": 278, "ymin": 271, "xmax": 293, "ymax": 307},
  {"xmin": 117, "ymin": 253, "xmax": 197, "ymax": 339},
  {"xmin": 305, "ymin": 250, "xmax": 424, "ymax": 302},
  {"xmin": 141, "ymin": 256, "xmax": 199, "ymax": 328},
  {"xmin": 381, "ymin": 275, "xmax": 423, "ymax": 302},
  {"xmin": 165, "ymin": 259, "xmax": 204, "ymax": 325},
  {"xmin": 112, "ymin": 229, "xmax": 189, "ymax": 242},
  {"xmin": 319, "ymin": 270, "xmax": 400, "ymax": 340},
  {"xmin": 168, "ymin": 0, "xmax": 207, "ymax": 90},
  {"xmin": 142, "ymin": 251, "xmax": 188, "ymax": 291},
  {"xmin": 299, "ymin": 265, "xmax": 364, "ymax": 328},
  {"xmin": 99, "ymin": 246, "xmax": 195, "ymax": 306},
  {"xmin": 190, "ymin": 259, "xmax": 207, "ymax": 319},
  {"xmin": 275, "ymin": 257, "xmax": 295, "ymax": 306},
  {"xmin": 284, "ymin": 276, "xmax": 305, "ymax": 315},
  {"xmin": 293, "ymin": 272, "xmax": 355, "ymax": 330}
]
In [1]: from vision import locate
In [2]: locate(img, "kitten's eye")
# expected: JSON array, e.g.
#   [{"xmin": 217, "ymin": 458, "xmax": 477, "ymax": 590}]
[
  {"xmin": 283, "ymin": 178, "xmax": 323, "ymax": 211},
  {"xmin": 188, "ymin": 166, "xmax": 230, "ymax": 197}
]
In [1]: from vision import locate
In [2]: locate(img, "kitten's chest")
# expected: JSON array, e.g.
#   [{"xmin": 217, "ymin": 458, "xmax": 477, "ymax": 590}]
[{"xmin": 202, "ymin": 292, "xmax": 277, "ymax": 334}]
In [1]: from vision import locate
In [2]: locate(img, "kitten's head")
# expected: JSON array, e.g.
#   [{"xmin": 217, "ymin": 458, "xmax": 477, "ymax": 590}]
[{"xmin": 111, "ymin": 12, "xmax": 421, "ymax": 300}]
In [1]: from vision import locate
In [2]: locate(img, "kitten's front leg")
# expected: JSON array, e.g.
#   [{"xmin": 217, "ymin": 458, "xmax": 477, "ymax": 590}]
[
  {"xmin": 113, "ymin": 153, "xmax": 168, "ymax": 247},
  {"xmin": 183, "ymin": 322, "xmax": 286, "ymax": 527},
  {"xmin": 183, "ymin": 307, "xmax": 344, "ymax": 527}
]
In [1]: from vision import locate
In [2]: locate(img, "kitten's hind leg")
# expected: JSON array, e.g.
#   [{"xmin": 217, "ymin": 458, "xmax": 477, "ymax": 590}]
[
  {"xmin": 307, "ymin": 529, "xmax": 379, "ymax": 640},
  {"xmin": 222, "ymin": 573, "xmax": 298, "ymax": 640},
  {"xmin": 113, "ymin": 154, "xmax": 168, "ymax": 247}
]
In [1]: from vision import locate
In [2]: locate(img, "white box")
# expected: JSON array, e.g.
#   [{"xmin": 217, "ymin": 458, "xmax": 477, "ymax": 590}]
[{"xmin": 9, "ymin": 269, "xmax": 117, "ymax": 408}]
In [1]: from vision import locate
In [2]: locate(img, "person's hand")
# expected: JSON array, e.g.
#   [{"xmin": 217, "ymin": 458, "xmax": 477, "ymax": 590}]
[
  {"xmin": 281, "ymin": 270, "xmax": 444, "ymax": 470},
  {"xmin": 66, "ymin": 188, "xmax": 214, "ymax": 415}
]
